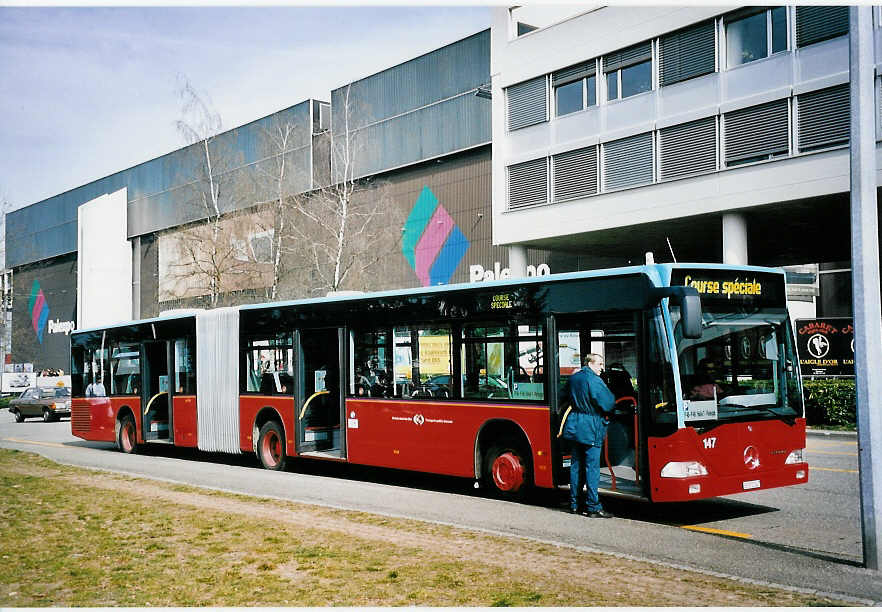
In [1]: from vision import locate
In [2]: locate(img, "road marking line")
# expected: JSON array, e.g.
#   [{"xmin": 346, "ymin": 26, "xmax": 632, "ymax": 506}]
[
  {"xmin": 2, "ymin": 437, "xmax": 67, "ymax": 449},
  {"xmin": 811, "ymin": 466, "xmax": 858, "ymax": 473},
  {"xmin": 808, "ymin": 449, "xmax": 857, "ymax": 456},
  {"xmin": 680, "ymin": 525, "xmax": 752, "ymax": 539}
]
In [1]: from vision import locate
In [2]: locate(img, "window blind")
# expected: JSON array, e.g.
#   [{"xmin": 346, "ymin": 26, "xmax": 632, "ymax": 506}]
[
  {"xmin": 553, "ymin": 146, "xmax": 598, "ymax": 201},
  {"xmin": 798, "ymin": 84, "xmax": 849, "ymax": 152},
  {"xmin": 660, "ymin": 116, "xmax": 717, "ymax": 180},
  {"xmin": 604, "ymin": 41, "xmax": 652, "ymax": 73},
  {"xmin": 603, "ymin": 132, "xmax": 654, "ymax": 191},
  {"xmin": 724, "ymin": 99, "xmax": 789, "ymax": 164},
  {"xmin": 552, "ymin": 61, "xmax": 596, "ymax": 87},
  {"xmin": 506, "ymin": 77, "xmax": 548, "ymax": 131},
  {"xmin": 508, "ymin": 157, "xmax": 548, "ymax": 209},
  {"xmin": 796, "ymin": 6, "xmax": 848, "ymax": 48},
  {"xmin": 659, "ymin": 20, "xmax": 716, "ymax": 86}
]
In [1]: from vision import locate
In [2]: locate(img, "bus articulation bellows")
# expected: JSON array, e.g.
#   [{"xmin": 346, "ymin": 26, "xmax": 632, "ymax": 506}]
[{"xmin": 70, "ymin": 263, "xmax": 808, "ymax": 502}]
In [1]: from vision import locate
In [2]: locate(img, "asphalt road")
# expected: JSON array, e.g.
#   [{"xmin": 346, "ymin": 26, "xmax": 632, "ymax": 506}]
[{"xmin": 1, "ymin": 411, "xmax": 880, "ymax": 604}]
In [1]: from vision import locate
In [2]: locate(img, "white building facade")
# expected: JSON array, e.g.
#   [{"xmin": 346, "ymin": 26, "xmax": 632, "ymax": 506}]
[{"xmin": 491, "ymin": 6, "xmax": 875, "ymax": 319}]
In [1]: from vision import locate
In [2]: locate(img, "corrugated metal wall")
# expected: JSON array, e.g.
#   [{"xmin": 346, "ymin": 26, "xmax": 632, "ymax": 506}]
[
  {"xmin": 7, "ymin": 101, "xmax": 315, "ymax": 268},
  {"xmin": 330, "ymin": 29, "xmax": 490, "ymax": 182}
]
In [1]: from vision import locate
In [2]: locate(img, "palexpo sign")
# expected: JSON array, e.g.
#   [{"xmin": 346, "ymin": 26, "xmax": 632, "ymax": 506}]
[{"xmin": 469, "ymin": 262, "xmax": 551, "ymax": 282}]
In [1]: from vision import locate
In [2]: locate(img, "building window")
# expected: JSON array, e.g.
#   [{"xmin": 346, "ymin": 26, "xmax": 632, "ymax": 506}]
[
  {"xmin": 603, "ymin": 132, "xmax": 654, "ymax": 191},
  {"xmin": 726, "ymin": 7, "xmax": 788, "ymax": 68},
  {"xmin": 553, "ymin": 146, "xmax": 598, "ymax": 201},
  {"xmin": 506, "ymin": 76, "xmax": 548, "ymax": 130},
  {"xmin": 659, "ymin": 116, "xmax": 717, "ymax": 181},
  {"xmin": 796, "ymin": 6, "xmax": 849, "ymax": 48},
  {"xmin": 659, "ymin": 20, "xmax": 716, "ymax": 86},
  {"xmin": 723, "ymin": 98, "xmax": 789, "ymax": 166},
  {"xmin": 797, "ymin": 84, "xmax": 849, "ymax": 153},
  {"xmin": 553, "ymin": 61, "xmax": 596, "ymax": 117},
  {"xmin": 604, "ymin": 42, "xmax": 653, "ymax": 102},
  {"xmin": 508, "ymin": 157, "xmax": 548, "ymax": 209}
]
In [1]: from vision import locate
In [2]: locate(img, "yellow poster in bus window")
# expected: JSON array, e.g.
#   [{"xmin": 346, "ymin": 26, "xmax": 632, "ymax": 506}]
[
  {"xmin": 487, "ymin": 342, "xmax": 504, "ymax": 378},
  {"xmin": 419, "ymin": 335, "xmax": 451, "ymax": 376}
]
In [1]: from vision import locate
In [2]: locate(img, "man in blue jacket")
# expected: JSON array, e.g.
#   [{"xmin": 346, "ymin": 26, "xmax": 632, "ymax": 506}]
[{"xmin": 561, "ymin": 353, "xmax": 616, "ymax": 517}]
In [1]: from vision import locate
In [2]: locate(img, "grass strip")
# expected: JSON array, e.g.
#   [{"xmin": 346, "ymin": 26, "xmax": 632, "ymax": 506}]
[{"xmin": 0, "ymin": 449, "xmax": 850, "ymax": 607}]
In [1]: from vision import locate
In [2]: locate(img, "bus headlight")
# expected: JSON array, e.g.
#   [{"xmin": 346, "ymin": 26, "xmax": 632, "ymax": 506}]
[
  {"xmin": 785, "ymin": 449, "xmax": 804, "ymax": 464},
  {"xmin": 660, "ymin": 461, "xmax": 708, "ymax": 478}
]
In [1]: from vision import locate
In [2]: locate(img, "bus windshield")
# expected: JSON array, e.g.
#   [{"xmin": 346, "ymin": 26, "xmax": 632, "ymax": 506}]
[{"xmin": 671, "ymin": 305, "xmax": 803, "ymax": 425}]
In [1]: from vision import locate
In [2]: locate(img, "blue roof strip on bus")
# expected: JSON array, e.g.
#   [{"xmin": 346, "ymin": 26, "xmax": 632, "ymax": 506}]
[
  {"xmin": 239, "ymin": 262, "xmax": 785, "ymax": 313},
  {"xmin": 72, "ymin": 310, "xmax": 199, "ymax": 337},
  {"xmin": 72, "ymin": 262, "xmax": 787, "ymax": 334}
]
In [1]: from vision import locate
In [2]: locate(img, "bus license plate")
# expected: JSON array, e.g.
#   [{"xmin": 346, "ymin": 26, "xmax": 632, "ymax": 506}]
[{"xmin": 742, "ymin": 479, "xmax": 761, "ymax": 490}]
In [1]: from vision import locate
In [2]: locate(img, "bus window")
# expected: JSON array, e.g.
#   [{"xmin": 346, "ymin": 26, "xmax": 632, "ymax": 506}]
[
  {"xmin": 71, "ymin": 346, "xmax": 85, "ymax": 397},
  {"xmin": 461, "ymin": 322, "xmax": 544, "ymax": 401},
  {"xmin": 351, "ymin": 330, "xmax": 393, "ymax": 397},
  {"xmin": 110, "ymin": 342, "xmax": 140, "ymax": 396},
  {"xmin": 243, "ymin": 333, "xmax": 293, "ymax": 395},
  {"xmin": 174, "ymin": 338, "xmax": 196, "ymax": 394},
  {"xmin": 645, "ymin": 308, "xmax": 677, "ymax": 434},
  {"xmin": 393, "ymin": 326, "xmax": 452, "ymax": 399},
  {"xmin": 557, "ymin": 313, "xmax": 640, "ymax": 468},
  {"xmin": 81, "ymin": 345, "xmax": 109, "ymax": 397}
]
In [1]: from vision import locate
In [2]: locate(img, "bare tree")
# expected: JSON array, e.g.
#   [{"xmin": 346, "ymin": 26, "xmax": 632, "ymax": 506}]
[
  {"xmin": 165, "ymin": 76, "xmax": 263, "ymax": 307},
  {"xmin": 252, "ymin": 115, "xmax": 308, "ymax": 301},
  {"xmin": 290, "ymin": 86, "xmax": 404, "ymax": 295}
]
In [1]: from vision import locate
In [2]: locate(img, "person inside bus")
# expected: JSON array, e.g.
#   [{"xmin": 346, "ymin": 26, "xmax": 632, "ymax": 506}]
[
  {"xmin": 561, "ymin": 353, "xmax": 616, "ymax": 518},
  {"xmin": 689, "ymin": 360, "xmax": 725, "ymax": 400},
  {"xmin": 85, "ymin": 375, "xmax": 106, "ymax": 397}
]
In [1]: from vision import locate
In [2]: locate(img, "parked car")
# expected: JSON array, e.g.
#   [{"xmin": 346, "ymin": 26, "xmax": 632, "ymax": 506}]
[{"xmin": 8, "ymin": 386, "xmax": 71, "ymax": 422}]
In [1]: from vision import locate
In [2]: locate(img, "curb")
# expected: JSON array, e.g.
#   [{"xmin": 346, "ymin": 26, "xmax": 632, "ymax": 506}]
[{"xmin": 806, "ymin": 428, "xmax": 857, "ymax": 438}]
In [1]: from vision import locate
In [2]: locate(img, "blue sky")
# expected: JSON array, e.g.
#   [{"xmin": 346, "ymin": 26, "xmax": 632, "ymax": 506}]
[{"xmin": 0, "ymin": 6, "xmax": 492, "ymax": 210}]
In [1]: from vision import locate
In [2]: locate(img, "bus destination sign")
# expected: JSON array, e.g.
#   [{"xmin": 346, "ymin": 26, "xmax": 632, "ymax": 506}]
[{"xmin": 670, "ymin": 269, "xmax": 784, "ymax": 308}]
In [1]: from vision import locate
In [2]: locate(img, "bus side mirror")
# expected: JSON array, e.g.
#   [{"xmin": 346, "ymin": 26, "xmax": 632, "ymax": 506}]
[
  {"xmin": 678, "ymin": 293, "xmax": 702, "ymax": 339},
  {"xmin": 651, "ymin": 286, "xmax": 702, "ymax": 339}
]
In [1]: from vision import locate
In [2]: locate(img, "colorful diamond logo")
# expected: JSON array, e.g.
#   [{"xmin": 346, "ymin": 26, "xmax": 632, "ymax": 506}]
[
  {"xmin": 28, "ymin": 280, "xmax": 49, "ymax": 344},
  {"xmin": 402, "ymin": 186, "xmax": 470, "ymax": 286}
]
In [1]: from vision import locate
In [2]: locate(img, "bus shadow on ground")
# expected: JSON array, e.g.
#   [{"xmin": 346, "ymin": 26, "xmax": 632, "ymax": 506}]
[{"xmin": 601, "ymin": 496, "xmax": 863, "ymax": 567}]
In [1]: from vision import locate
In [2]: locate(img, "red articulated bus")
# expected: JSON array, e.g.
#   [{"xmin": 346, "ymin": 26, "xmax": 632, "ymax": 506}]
[{"xmin": 70, "ymin": 263, "xmax": 808, "ymax": 502}]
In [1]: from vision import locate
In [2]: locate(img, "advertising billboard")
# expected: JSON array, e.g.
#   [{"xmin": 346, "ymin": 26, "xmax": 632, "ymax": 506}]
[{"xmin": 795, "ymin": 318, "xmax": 854, "ymax": 377}]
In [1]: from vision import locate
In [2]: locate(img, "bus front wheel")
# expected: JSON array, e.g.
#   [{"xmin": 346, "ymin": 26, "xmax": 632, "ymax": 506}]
[
  {"xmin": 117, "ymin": 413, "xmax": 139, "ymax": 454},
  {"xmin": 483, "ymin": 442, "xmax": 531, "ymax": 500},
  {"xmin": 258, "ymin": 421, "xmax": 287, "ymax": 471}
]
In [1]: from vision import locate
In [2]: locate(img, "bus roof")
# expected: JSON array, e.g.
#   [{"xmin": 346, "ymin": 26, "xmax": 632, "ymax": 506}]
[{"xmin": 72, "ymin": 262, "xmax": 785, "ymax": 335}]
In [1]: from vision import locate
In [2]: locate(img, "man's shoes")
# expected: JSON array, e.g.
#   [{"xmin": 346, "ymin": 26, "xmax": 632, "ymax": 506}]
[
  {"xmin": 568, "ymin": 507, "xmax": 583, "ymax": 514},
  {"xmin": 587, "ymin": 509, "xmax": 614, "ymax": 518}
]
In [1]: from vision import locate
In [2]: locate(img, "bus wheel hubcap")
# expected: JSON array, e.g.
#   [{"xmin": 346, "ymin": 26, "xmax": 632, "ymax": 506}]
[
  {"xmin": 492, "ymin": 452, "xmax": 524, "ymax": 492},
  {"xmin": 263, "ymin": 432, "xmax": 281, "ymax": 465}
]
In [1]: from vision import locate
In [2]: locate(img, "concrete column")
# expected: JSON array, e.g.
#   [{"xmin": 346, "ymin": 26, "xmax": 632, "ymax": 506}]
[
  {"xmin": 850, "ymin": 5, "xmax": 882, "ymax": 571},
  {"xmin": 131, "ymin": 236, "xmax": 141, "ymax": 320},
  {"xmin": 722, "ymin": 213, "xmax": 748, "ymax": 265},
  {"xmin": 508, "ymin": 244, "xmax": 527, "ymax": 278}
]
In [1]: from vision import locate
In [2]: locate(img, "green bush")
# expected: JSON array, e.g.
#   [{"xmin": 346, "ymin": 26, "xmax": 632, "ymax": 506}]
[{"xmin": 802, "ymin": 379, "xmax": 856, "ymax": 427}]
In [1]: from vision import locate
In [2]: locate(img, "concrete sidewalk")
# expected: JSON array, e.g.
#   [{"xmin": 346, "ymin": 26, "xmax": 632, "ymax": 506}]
[{"xmin": 807, "ymin": 427, "xmax": 857, "ymax": 438}]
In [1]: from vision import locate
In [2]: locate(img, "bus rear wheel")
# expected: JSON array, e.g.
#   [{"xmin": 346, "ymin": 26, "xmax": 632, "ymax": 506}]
[
  {"xmin": 483, "ymin": 442, "xmax": 531, "ymax": 500},
  {"xmin": 117, "ymin": 413, "xmax": 139, "ymax": 454},
  {"xmin": 258, "ymin": 421, "xmax": 287, "ymax": 471}
]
